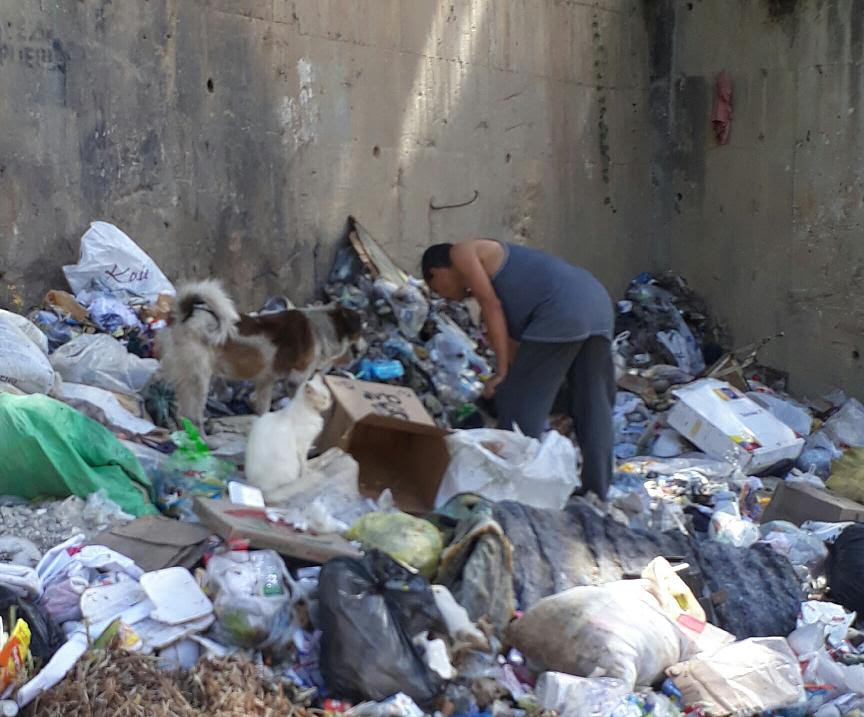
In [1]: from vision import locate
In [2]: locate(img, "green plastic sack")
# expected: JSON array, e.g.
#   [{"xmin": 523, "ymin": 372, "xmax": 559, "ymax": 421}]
[
  {"xmin": 345, "ymin": 512, "xmax": 443, "ymax": 578},
  {"xmin": 827, "ymin": 447, "xmax": 864, "ymax": 503},
  {"xmin": 0, "ymin": 393, "xmax": 156, "ymax": 516}
]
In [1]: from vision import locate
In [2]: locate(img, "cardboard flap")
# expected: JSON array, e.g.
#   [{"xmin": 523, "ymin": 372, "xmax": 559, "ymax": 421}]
[
  {"xmin": 356, "ymin": 412, "xmax": 449, "ymax": 437},
  {"xmin": 106, "ymin": 515, "xmax": 211, "ymax": 547},
  {"xmin": 324, "ymin": 376, "xmax": 434, "ymax": 425}
]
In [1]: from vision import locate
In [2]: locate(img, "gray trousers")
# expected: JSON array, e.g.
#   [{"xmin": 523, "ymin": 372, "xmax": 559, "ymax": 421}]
[{"xmin": 495, "ymin": 336, "xmax": 615, "ymax": 500}]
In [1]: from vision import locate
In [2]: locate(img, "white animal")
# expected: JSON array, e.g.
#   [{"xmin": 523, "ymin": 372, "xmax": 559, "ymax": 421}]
[{"xmin": 243, "ymin": 373, "xmax": 334, "ymax": 503}]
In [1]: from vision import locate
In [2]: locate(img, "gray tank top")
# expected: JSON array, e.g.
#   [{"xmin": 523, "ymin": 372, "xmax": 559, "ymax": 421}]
[{"xmin": 490, "ymin": 242, "xmax": 613, "ymax": 343}]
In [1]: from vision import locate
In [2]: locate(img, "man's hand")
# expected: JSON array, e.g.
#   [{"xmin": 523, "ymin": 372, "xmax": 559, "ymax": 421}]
[{"xmin": 482, "ymin": 373, "xmax": 507, "ymax": 399}]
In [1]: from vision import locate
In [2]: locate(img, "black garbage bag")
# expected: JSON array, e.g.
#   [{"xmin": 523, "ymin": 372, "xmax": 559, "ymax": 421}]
[
  {"xmin": 827, "ymin": 523, "xmax": 864, "ymax": 615},
  {"xmin": 319, "ymin": 550, "xmax": 447, "ymax": 708},
  {"xmin": 488, "ymin": 499, "xmax": 802, "ymax": 639},
  {"xmin": 0, "ymin": 585, "xmax": 64, "ymax": 662}
]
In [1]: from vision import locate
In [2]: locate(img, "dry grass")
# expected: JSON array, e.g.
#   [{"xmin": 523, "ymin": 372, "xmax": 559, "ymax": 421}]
[{"xmin": 26, "ymin": 649, "xmax": 324, "ymax": 717}]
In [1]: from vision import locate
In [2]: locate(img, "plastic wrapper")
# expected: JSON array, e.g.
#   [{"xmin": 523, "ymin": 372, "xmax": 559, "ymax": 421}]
[
  {"xmin": 437, "ymin": 428, "xmax": 581, "ymax": 511},
  {"xmin": 63, "ymin": 221, "xmax": 175, "ymax": 303},
  {"xmin": 0, "ymin": 315, "xmax": 56, "ymax": 395},
  {"xmin": 203, "ymin": 550, "xmax": 293, "ymax": 653},
  {"xmin": 49, "ymin": 333, "xmax": 159, "ymax": 396},
  {"xmin": 319, "ymin": 551, "xmax": 447, "ymax": 708},
  {"xmin": 345, "ymin": 512, "xmax": 443, "ymax": 579}
]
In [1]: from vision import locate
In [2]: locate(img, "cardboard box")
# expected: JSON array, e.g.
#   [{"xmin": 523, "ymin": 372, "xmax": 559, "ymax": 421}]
[
  {"xmin": 668, "ymin": 378, "xmax": 804, "ymax": 473},
  {"xmin": 319, "ymin": 376, "xmax": 450, "ymax": 514},
  {"xmin": 761, "ymin": 480, "xmax": 864, "ymax": 525},
  {"xmin": 193, "ymin": 498, "xmax": 361, "ymax": 563}
]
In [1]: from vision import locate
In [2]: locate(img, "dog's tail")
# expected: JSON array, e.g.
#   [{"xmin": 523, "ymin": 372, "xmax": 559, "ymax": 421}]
[{"xmin": 172, "ymin": 280, "xmax": 240, "ymax": 345}]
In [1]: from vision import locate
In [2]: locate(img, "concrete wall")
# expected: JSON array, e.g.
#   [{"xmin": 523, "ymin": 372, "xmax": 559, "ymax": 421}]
[
  {"xmin": 0, "ymin": 0, "xmax": 654, "ymax": 312},
  {"xmin": 657, "ymin": 0, "xmax": 864, "ymax": 396}
]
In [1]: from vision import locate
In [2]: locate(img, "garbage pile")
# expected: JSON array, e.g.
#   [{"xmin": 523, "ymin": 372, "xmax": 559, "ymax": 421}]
[
  {"xmin": 1, "ymin": 219, "xmax": 864, "ymax": 716},
  {"xmin": 323, "ymin": 219, "xmax": 493, "ymax": 428}
]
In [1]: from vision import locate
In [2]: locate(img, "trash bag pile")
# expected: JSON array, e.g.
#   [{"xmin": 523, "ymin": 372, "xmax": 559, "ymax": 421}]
[{"xmin": 2, "ymin": 219, "xmax": 864, "ymax": 716}]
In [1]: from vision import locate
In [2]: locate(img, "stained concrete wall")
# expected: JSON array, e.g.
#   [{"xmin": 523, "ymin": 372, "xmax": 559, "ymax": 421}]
[
  {"xmin": 657, "ymin": 0, "xmax": 864, "ymax": 396},
  {"xmin": 0, "ymin": 0, "xmax": 654, "ymax": 312}
]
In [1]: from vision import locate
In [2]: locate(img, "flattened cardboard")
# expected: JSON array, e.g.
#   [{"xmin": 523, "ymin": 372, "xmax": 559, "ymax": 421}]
[
  {"xmin": 193, "ymin": 497, "xmax": 361, "ymax": 563},
  {"xmin": 319, "ymin": 377, "xmax": 449, "ymax": 514},
  {"xmin": 93, "ymin": 515, "xmax": 211, "ymax": 572},
  {"xmin": 761, "ymin": 480, "xmax": 864, "ymax": 525}
]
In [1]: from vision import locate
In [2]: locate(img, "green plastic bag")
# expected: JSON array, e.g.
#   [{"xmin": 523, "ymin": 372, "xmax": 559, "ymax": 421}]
[
  {"xmin": 0, "ymin": 394, "xmax": 156, "ymax": 516},
  {"xmin": 152, "ymin": 419, "xmax": 233, "ymax": 521},
  {"xmin": 827, "ymin": 447, "xmax": 864, "ymax": 503},
  {"xmin": 346, "ymin": 512, "xmax": 443, "ymax": 578}
]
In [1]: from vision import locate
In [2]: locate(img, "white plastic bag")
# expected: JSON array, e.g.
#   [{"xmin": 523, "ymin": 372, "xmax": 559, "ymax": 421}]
[
  {"xmin": 264, "ymin": 448, "xmax": 376, "ymax": 533},
  {"xmin": 823, "ymin": 398, "xmax": 864, "ymax": 448},
  {"xmin": 747, "ymin": 390, "xmax": 812, "ymax": 437},
  {"xmin": 0, "ymin": 315, "xmax": 56, "ymax": 395},
  {"xmin": 436, "ymin": 428, "xmax": 581, "ymax": 510},
  {"xmin": 507, "ymin": 580, "xmax": 688, "ymax": 690},
  {"xmin": 759, "ymin": 521, "xmax": 828, "ymax": 581},
  {"xmin": 0, "ymin": 563, "xmax": 42, "ymax": 600},
  {"xmin": 0, "ymin": 310, "xmax": 48, "ymax": 354},
  {"xmin": 535, "ymin": 673, "xmax": 631, "ymax": 717},
  {"xmin": 58, "ymin": 382, "xmax": 156, "ymax": 435},
  {"xmin": 63, "ymin": 221, "xmax": 175, "ymax": 302},
  {"xmin": 203, "ymin": 550, "xmax": 292, "ymax": 649},
  {"xmin": 374, "ymin": 279, "xmax": 429, "ymax": 338},
  {"xmin": 798, "ymin": 601, "xmax": 856, "ymax": 649},
  {"xmin": 50, "ymin": 333, "xmax": 158, "ymax": 395}
]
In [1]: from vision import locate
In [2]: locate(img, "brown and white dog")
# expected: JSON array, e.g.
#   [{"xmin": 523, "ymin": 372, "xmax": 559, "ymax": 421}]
[{"xmin": 157, "ymin": 280, "xmax": 362, "ymax": 430}]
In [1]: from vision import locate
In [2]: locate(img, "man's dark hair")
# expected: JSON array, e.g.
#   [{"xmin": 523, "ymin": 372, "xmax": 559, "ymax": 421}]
[{"xmin": 421, "ymin": 243, "xmax": 453, "ymax": 281}]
